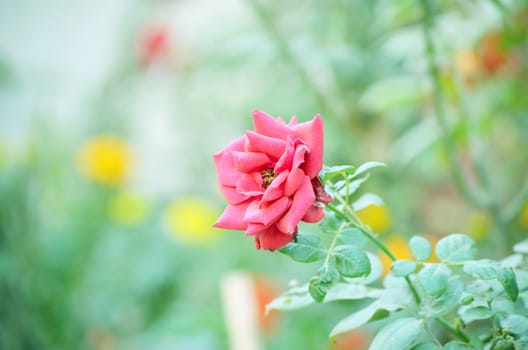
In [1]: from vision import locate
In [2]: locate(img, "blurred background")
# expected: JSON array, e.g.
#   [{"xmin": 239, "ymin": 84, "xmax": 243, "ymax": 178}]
[{"xmin": 0, "ymin": 0, "xmax": 526, "ymax": 349}]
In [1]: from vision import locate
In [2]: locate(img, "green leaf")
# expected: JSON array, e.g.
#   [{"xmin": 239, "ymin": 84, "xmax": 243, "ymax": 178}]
[
  {"xmin": 324, "ymin": 283, "xmax": 383, "ymax": 302},
  {"xmin": 337, "ymin": 227, "xmax": 368, "ymax": 247},
  {"xmin": 352, "ymin": 192, "xmax": 384, "ymax": 211},
  {"xmin": 391, "ymin": 260, "xmax": 417, "ymax": 277},
  {"xmin": 319, "ymin": 263, "xmax": 340, "ymax": 284},
  {"xmin": 338, "ymin": 175, "xmax": 369, "ymax": 196},
  {"xmin": 411, "ymin": 343, "xmax": 440, "ymax": 350},
  {"xmin": 369, "ymin": 318, "xmax": 423, "ymax": 350},
  {"xmin": 329, "ymin": 287, "xmax": 412, "ymax": 337},
  {"xmin": 500, "ymin": 254, "xmax": 523, "ymax": 268},
  {"xmin": 330, "ymin": 303, "xmax": 392, "ymax": 337},
  {"xmin": 497, "ymin": 267, "xmax": 519, "ymax": 301},
  {"xmin": 409, "ymin": 236, "xmax": 432, "ymax": 261},
  {"xmin": 308, "ymin": 264, "xmax": 339, "ymax": 303},
  {"xmin": 459, "ymin": 305, "xmax": 492, "ymax": 323},
  {"xmin": 463, "ymin": 259, "xmax": 499, "ymax": 280},
  {"xmin": 334, "ymin": 246, "xmax": 371, "ymax": 278},
  {"xmin": 435, "ymin": 234, "xmax": 476, "ymax": 262},
  {"xmin": 513, "ymin": 239, "xmax": 528, "ymax": 254},
  {"xmin": 278, "ymin": 234, "xmax": 326, "ymax": 263},
  {"xmin": 319, "ymin": 212, "xmax": 340, "ymax": 234},
  {"xmin": 347, "ymin": 252, "xmax": 383, "ymax": 285},
  {"xmin": 417, "ymin": 265, "xmax": 462, "ymax": 317},
  {"xmin": 490, "ymin": 296, "xmax": 514, "ymax": 315},
  {"xmin": 469, "ymin": 337, "xmax": 484, "ymax": 350},
  {"xmin": 443, "ymin": 341, "xmax": 475, "ymax": 350},
  {"xmin": 309, "ymin": 276, "xmax": 333, "ymax": 303},
  {"xmin": 416, "ymin": 264, "xmax": 449, "ymax": 297},
  {"xmin": 320, "ymin": 165, "xmax": 356, "ymax": 182},
  {"xmin": 500, "ymin": 314, "xmax": 528, "ymax": 335},
  {"xmin": 266, "ymin": 284, "xmax": 314, "ymax": 312},
  {"xmin": 353, "ymin": 161, "xmax": 387, "ymax": 178}
]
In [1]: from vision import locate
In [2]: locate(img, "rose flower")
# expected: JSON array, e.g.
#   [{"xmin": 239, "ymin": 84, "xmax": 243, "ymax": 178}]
[{"xmin": 213, "ymin": 110, "xmax": 331, "ymax": 250}]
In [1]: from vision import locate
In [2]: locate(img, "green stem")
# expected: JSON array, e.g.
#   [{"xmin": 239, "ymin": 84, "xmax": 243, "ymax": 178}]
[
  {"xmin": 324, "ymin": 222, "xmax": 346, "ymax": 267},
  {"xmin": 246, "ymin": 0, "xmax": 331, "ymax": 114},
  {"xmin": 326, "ymin": 203, "xmax": 421, "ymax": 305},
  {"xmin": 420, "ymin": 0, "xmax": 483, "ymax": 209},
  {"xmin": 434, "ymin": 316, "xmax": 470, "ymax": 343},
  {"xmin": 421, "ymin": 0, "xmax": 513, "ymax": 251}
]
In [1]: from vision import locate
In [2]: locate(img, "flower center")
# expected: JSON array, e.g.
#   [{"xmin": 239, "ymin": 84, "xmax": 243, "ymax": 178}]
[{"xmin": 260, "ymin": 168, "xmax": 276, "ymax": 188}]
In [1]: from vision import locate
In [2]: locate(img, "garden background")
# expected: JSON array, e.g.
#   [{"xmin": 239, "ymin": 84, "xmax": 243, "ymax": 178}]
[{"xmin": 0, "ymin": 0, "xmax": 526, "ymax": 349}]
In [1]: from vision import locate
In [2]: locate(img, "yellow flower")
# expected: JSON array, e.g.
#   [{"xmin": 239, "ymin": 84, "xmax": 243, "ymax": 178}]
[
  {"xmin": 379, "ymin": 235, "xmax": 413, "ymax": 275},
  {"xmin": 465, "ymin": 211, "xmax": 491, "ymax": 241},
  {"xmin": 108, "ymin": 192, "xmax": 150, "ymax": 227},
  {"xmin": 356, "ymin": 204, "xmax": 392, "ymax": 233},
  {"xmin": 164, "ymin": 197, "xmax": 221, "ymax": 245},
  {"xmin": 78, "ymin": 135, "xmax": 133, "ymax": 186},
  {"xmin": 454, "ymin": 50, "xmax": 480, "ymax": 77},
  {"xmin": 519, "ymin": 202, "xmax": 528, "ymax": 230}
]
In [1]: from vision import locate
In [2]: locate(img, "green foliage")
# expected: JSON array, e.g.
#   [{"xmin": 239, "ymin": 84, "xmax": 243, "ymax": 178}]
[
  {"xmin": 435, "ymin": 234, "xmax": 477, "ymax": 262},
  {"xmin": 497, "ymin": 267, "xmax": 519, "ymax": 302},
  {"xmin": 391, "ymin": 259, "xmax": 418, "ymax": 277},
  {"xmin": 330, "ymin": 287, "xmax": 412, "ymax": 337},
  {"xmin": 274, "ymin": 218, "xmax": 528, "ymax": 348},
  {"xmin": 279, "ymin": 234, "xmax": 327, "ymax": 263},
  {"xmin": 274, "ymin": 155, "xmax": 528, "ymax": 349},
  {"xmin": 369, "ymin": 318, "xmax": 424, "ymax": 350},
  {"xmin": 409, "ymin": 235, "xmax": 432, "ymax": 261},
  {"xmin": 334, "ymin": 246, "xmax": 371, "ymax": 278},
  {"xmin": 266, "ymin": 284, "xmax": 314, "ymax": 312}
]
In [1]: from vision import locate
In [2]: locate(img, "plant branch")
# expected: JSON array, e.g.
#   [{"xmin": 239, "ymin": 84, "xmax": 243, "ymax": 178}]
[
  {"xmin": 420, "ymin": 0, "xmax": 485, "ymax": 209},
  {"xmin": 246, "ymin": 0, "xmax": 331, "ymax": 114},
  {"xmin": 326, "ymin": 202, "xmax": 421, "ymax": 305},
  {"xmin": 434, "ymin": 316, "xmax": 470, "ymax": 343}
]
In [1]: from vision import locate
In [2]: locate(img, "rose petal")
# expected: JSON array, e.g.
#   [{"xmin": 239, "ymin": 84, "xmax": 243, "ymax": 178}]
[
  {"xmin": 233, "ymin": 151, "xmax": 271, "ymax": 173},
  {"xmin": 244, "ymin": 196, "xmax": 290, "ymax": 226},
  {"xmin": 292, "ymin": 114, "xmax": 323, "ymax": 178},
  {"xmin": 301, "ymin": 204, "xmax": 325, "ymax": 223},
  {"xmin": 245, "ymin": 131, "xmax": 286, "ymax": 159},
  {"xmin": 246, "ymin": 222, "xmax": 267, "ymax": 235},
  {"xmin": 274, "ymin": 139, "xmax": 294, "ymax": 174},
  {"xmin": 252, "ymin": 109, "xmax": 292, "ymax": 140},
  {"xmin": 276, "ymin": 176, "xmax": 315, "ymax": 233},
  {"xmin": 213, "ymin": 201, "xmax": 251, "ymax": 230},
  {"xmin": 253, "ymin": 224, "xmax": 294, "ymax": 250},
  {"xmin": 292, "ymin": 141, "xmax": 308, "ymax": 169},
  {"xmin": 220, "ymin": 185, "xmax": 249, "ymax": 205},
  {"xmin": 261, "ymin": 171, "xmax": 288, "ymax": 203},
  {"xmin": 213, "ymin": 136, "xmax": 245, "ymax": 186},
  {"xmin": 236, "ymin": 173, "xmax": 264, "ymax": 196},
  {"xmin": 284, "ymin": 168, "xmax": 305, "ymax": 196}
]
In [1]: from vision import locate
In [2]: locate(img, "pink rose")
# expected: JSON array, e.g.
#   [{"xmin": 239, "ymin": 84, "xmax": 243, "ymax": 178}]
[{"xmin": 213, "ymin": 110, "xmax": 332, "ymax": 250}]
